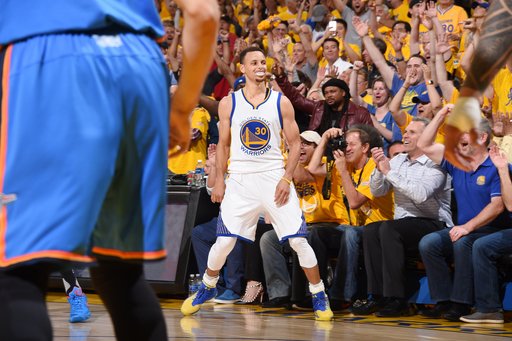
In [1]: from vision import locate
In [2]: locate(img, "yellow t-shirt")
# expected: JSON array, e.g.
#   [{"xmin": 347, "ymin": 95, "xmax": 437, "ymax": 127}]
[
  {"xmin": 344, "ymin": 158, "xmax": 394, "ymax": 226},
  {"xmin": 168, "ymin": 107, "xmax": 210, "ymax": 174},
  {"xmin": 159, "ymin": 0, "xmax": 170, "ymax": 20},
  {"xmin": 390, "ymin": 0, "xmax": 410, "ymax": 23},
  {"xmin": 492, "ymin": 67, "xmax": 512, "ymax": 114},
  {"xmin": 295, "ymin": 168, "xmax": 349, "ymax": 225},
  {"xmin": 384, "ymin": 35, "xmax": 411, "ymax": 63},
  {"xmin": 278, "ymin": 10, "xmax": 308, "ymax": 22},
  {"xmin": 437, "ymin": 4, "xmax": 468, "ymax": 49}
]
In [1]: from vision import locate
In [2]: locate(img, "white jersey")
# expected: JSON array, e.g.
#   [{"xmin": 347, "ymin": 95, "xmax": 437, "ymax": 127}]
[{"xmin": 228, "ymin": 88, "xmax": 286, "ymax": 174}]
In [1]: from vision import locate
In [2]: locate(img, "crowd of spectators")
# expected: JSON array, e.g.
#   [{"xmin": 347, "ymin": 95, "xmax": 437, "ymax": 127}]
[{"xmin": 161, "ymin": 0, "xmax": 512, "ymax": 324}]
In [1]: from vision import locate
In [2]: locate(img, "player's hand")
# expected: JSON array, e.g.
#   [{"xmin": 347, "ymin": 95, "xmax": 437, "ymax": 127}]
[
  {"xmin": 169, "ymin": 106, "xmax": 192, "ymax": 157},
  {"xmin": 449, "ymin": 225, "xmax": 469, "ymax": 242},
  {"xmin": 443, "ymin": 124, "xmax": 478, "ymax": 171},
  {"xmin": 274, "ymin": 178, "xmax": 291, "ymax": 207},
  {"xmin": 211, "ymin": 181, "xmax": 226, "ymax": 203}
]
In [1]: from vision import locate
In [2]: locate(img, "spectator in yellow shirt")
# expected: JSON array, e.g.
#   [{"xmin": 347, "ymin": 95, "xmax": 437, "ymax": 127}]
[{"xmin": 168, "ymin": 107, "xmax": 210, "ymax": 174}]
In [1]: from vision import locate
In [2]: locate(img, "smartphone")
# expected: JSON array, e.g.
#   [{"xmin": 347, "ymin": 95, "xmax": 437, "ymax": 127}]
[{"xmin": 327, "ymin": 20, "xmax": 337, "ymax": 32}]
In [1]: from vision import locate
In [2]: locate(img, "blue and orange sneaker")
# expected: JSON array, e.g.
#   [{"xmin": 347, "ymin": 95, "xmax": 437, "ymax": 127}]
[
  {"xmin": 180, "ymin": 282, "xmax": 217, "ymax": 316},
  {"xmin": 312, "ymin": 291, "xmax": 333, "ymax": 321},
  {"xmin": 68, "ymin": 287, "xmax": 91, "ymax": 323}
]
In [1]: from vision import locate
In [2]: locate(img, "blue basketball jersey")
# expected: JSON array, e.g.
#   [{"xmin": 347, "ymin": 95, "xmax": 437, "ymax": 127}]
[{"xmin": 0, "ymin": 0, "xmax": 164, "ymax": 45}]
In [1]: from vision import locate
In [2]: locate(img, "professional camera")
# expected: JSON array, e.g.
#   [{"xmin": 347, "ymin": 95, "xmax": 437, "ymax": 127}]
[
  {"xmin": 325, "ymin": 136, "xmax": 347, "ymax": 161},
  {"xmin": 322, "ymin": 135, "xmax": 347, "ymax": 200}
]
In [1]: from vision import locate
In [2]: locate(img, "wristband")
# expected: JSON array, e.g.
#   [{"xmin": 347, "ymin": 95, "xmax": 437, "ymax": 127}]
[
  {"xmin": 281, "ymin": 177, "xmax": 292, "ymax": 185},
  {"xmin": 395, "ymin": 57, "xmax": 405, "ymax": 62}
]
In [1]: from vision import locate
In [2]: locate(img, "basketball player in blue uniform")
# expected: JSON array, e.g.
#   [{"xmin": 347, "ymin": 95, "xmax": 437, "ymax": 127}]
[
  {"xmin": 0, "ymin": 1, "xmax": 219, "ymax": 340},
  {"xmin": 180, "ymin": 46, "xmax": 334, "ymax": 321}
]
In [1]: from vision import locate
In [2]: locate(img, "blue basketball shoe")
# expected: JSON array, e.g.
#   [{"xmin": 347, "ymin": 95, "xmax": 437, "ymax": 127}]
[
  {"xmin": 181, "ymin": 282, "xmax": 218, "ymax": 316},
  {"xmin": 312, "ymin": 291, "xmax": 333, "ymax": 321},
  {"xmin": 68, "ymin": 287, "xmax": 91, "ymax": 323}
]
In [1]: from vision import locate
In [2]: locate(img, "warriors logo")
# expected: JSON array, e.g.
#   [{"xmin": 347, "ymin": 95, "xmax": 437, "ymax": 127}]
[{"xmin": 240, "ymin": 119, "xmax": 271, "ymax": 155}]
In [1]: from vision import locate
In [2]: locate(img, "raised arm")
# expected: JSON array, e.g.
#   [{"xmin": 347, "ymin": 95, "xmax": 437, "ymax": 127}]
[
  {"xmin": 353, "ymin": 16, "xmax": 395, "ymax": 88},
  {"xmin": 332, "ymin": 0, "xmax": 348, "ymax": 14},
  {"xmin": 490, "ymin": 145, "xmax": 512, "ymax": 211},
  {"xmin": 417, "ymin": 104, "xmax": 451, "ymax": 165},
  {"xmin": 298, "ymin": 24, "xmax": 319, "ymax": 67},
  {"xmin": 435, "ymin": 33, "xmax": 454, "ymax": 100},
  {"xmin": 349, "ymin": 61, "xmax": 367, "ymax": 107},
  {"xmin": 170, "ymin": 0, "xmax": 219, "ymax": 155},
  {"xmin": 307, "ymin": 128, "xmax": 342, "ymax": 176},
  {"xmin": 421, "ymin": 64, "xmax": 442, "ymax": 111},
  {"xmin": 388, "ymin": 69, "xmax": 412, "ymax": 127}
]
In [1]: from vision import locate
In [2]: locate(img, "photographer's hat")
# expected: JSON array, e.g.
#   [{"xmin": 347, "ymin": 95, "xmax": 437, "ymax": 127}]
[{"xmin": 300, "ymin": 131, "xmax": 321, "ymax": 145}]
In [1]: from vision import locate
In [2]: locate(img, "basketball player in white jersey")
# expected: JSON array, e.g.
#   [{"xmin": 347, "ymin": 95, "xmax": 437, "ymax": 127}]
[{"xmin": 180, "ymin": 47, "xmax": 333, "ymax": 321}]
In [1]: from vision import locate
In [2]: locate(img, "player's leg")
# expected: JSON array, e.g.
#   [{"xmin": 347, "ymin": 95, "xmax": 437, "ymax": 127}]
[
  {"xmin": 61, "ymin": 269, "xmax": 91, "ymax": 323},
  {"xmin": 288, "ymin": 237, "xmax": 333, "ymax": 321},
  {"xmin": 181, "ymin": 236, "xmax": 237, "ymax": 315},
  {"xmin": 90, "ymin": 260, "xmax": 167, "ymax": 341},
  {"xmin": 0, "ymin": 264, "xmax": 54, "ymax": 341}
]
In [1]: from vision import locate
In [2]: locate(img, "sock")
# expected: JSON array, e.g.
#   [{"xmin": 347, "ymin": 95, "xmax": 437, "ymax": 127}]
[
  {"xmin": 202, "ymin": 272, "xmax": 219, "ymax": 288},
  {"xmin": 309, "ymin": 280, "xmax": 325, "ymax": 295}
]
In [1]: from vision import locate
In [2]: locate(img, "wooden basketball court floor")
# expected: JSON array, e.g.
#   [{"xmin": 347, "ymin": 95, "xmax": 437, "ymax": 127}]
[{"xmin": 46, "ymin": 293, "xmax": 512, "ymax": 340}]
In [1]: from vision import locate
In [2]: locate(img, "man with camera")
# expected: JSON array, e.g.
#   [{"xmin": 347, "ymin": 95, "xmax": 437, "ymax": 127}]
[
  {"xmin": 307, "ymin": 125, "xmax": 394, "ymax": 309},
  {"xmin": 353, "ymin": 117, "xmax": 453, "ymax": 317}
]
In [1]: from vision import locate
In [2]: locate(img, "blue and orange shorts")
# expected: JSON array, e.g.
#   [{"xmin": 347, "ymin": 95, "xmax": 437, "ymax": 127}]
[{"xmin": 0, "ymin": 33, "xmax": 170, "ymax": 268}]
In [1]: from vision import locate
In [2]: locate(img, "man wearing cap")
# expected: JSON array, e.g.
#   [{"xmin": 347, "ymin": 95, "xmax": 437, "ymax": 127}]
[
  {"xmin": 273, "ymin": 64, "xmax": 372, "ymax": 135},
  {"xmin": 308, "ymin": 4, "xmax": 331, "ymax": 42},
  {"xmin": 260, "ymin": 130, "xmax": 349, "ymax": 309}
]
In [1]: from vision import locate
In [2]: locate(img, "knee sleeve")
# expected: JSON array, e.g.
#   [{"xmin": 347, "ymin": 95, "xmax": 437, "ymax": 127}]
[
  {"xmin": 207, "ymin": 237, "xmax": 237, "ymax": 271},
  {"xmin": 288, "ymin": 237, "xmax": 317, "ymax": 268}
]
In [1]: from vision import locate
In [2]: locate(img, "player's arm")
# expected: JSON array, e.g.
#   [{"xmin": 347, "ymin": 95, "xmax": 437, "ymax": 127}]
[
  {"xmin": 169, "ymin": 0, "xmax": 219, "ymax": 155},
  {"xmin": 211, "ymin": 95, "xmax": 232, "ymax": 203},
  {"xmin": 275, "ymin": 95, "xmax": 300, "ymax": 206},
  {"xmin": 445, "ymin": 0, "xmax": 512, "ymax": 170}
]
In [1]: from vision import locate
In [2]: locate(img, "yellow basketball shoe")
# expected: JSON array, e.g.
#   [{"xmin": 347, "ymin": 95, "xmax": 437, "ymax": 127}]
[
  {"xmin": 312, "ymin": 291, "xmax": 334, "ymax": 321},
  {"xmin": 180, "ymin": 282, "xmax": 217, "ymax": 316}
]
